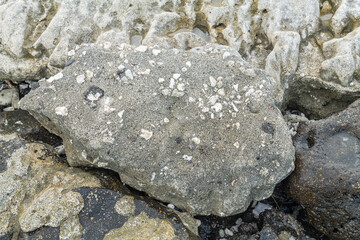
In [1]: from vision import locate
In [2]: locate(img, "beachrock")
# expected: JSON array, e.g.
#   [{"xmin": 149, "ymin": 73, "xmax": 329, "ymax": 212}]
[
  {"xmin": 20, "ymin": 43, "xmax": 295, "ymax": 216},
  {"xmin": 0, "ymin": 133, "xmax": 196, "ymax": 239},
  {"xmin": 288, "ymin": 99, "xmax": 360, "ymax": 239}
]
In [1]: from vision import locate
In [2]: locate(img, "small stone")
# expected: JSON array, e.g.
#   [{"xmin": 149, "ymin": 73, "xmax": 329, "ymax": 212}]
[
  {"xmin": 67, "ymin": 49, "xmax": 75, "ymax": 56},
  {"xmin": 191, "ymin": 137, "xmax": 201, "ymax": 145},
  {"xmin": 186, "ymin": 61, "xmax": 191, "ymax": 67},
  {"xmin": 140, "ymin": 129, "xmax": 153, "ymax": 140},
  {"xmin": 177, "ymin": 83, "xmax": 185, "ymax": 91},
  {"xmin": 219, "ymin": 229, "xmax": 225, "ymax": 238},
  {"xmin": 211, "ymin": 103, "xmax": 223, "ymax": 112},
  {"xmin": 225, "ymin": 228, "xmax": 233, "ymax": 236},
  {"xmin": 55, "ymin": 106, "xmax": 68, "ymax": 116},
  {"xmin": 76, "ymin": 74, "xmax": 85, "ymax": 84},
  {"xmin": 152, "ymin": 49, "xmax": 161, "ymax": 56},
  {"xmin": 135, "ymin": 45, "xmax": 148, "ymax": 52},
  {"xmin": 47, "ymin": 72, "xmax": 64, "ymax": 83},
  {"xmin": 209, "ymin": 76, "xmax": 217, "ymax": 87},
  {"xmin": 223, "ymin": 52, "xmax": 231, "ymax": 59},
  {"xmin": 167, "ymin": 203, "xmax": 175, "ymax": 209},
  {"xmin": 125, "ymin": 69, "xmax": 133, "ymax": 80},
  {"xmin": 183, "ymin": 155, "xmax": 193, "ymax": 161},
  {"xmin": 158, "ymin": 78, "xmax": 165, "ymax": 83},
  {"xmin": 173, "ymin": 73, "xmax": 181, "ymax": 80}
]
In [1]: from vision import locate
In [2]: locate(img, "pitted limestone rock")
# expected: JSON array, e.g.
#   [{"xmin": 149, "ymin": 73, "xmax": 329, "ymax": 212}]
[{"xmin": 20, "ymin": 44, "xmax": 295, "ymax": 216}]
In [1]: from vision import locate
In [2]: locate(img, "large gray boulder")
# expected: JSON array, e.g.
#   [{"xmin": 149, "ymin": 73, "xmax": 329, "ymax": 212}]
[{"xmin": 20, "ymin": 43, "xmax": 295, "ymax": 216}]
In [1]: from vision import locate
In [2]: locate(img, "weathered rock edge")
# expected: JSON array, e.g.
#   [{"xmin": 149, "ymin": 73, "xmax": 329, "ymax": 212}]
[{"xmin": 20, "ymin": 44, "xmax": 295, "ymax": 216}]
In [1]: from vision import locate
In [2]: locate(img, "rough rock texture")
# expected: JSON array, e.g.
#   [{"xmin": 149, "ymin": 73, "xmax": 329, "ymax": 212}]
[
  {"xmin": 250, "ymin": 210, "xmax": 305, "ymax": 240},
  {"xmin": 1, "ymin": 0, "xmax": 359, "ymax": 118},
  {"xmin": 288, "ymin": 99, "xmax": 360, "ymax": 239},
  {"xmin": 20, "ymin": 43, "xmax": 295, "ymax": 216},
  {"xmin": 0, "ymin": 110, "xmax": 62, "ymax": 145},
  {"xmin": 0, "ymin": 132, "xmax": 196, "ymax": 239}
]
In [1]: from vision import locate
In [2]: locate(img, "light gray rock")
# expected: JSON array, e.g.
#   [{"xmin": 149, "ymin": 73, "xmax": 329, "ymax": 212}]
[{"xmin": 20, "ymin": 44, "xmax": 295, "ymax": 216}]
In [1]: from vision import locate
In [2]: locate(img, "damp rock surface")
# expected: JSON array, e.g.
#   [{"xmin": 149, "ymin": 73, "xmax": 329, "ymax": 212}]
[
  {"xmin": 20, "ymin": 44, "xmax": 295, "ymax": 216},
  {"xmin": 288, "ymin": 99, "xmax": 360, "ymax": 239},
  {"xmin": 0, "ymin": 132, "xmax": 195, "ymax": 239}
]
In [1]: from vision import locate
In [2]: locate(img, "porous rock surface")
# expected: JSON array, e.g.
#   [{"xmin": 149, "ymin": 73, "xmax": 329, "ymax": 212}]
[
  {"xmin": 288, "ymin": 99, "xmax": 360, "ymax": 239},
  {"xmin": 0, "ymin": 133, "xmax": 195, "ymax": 239},
  {"xmin": 20, "ymin": 43, "xmax": 295, "ymax": 216},
  {"xmin": 1, "ymin": 0, "xmax": 359, "ymax": 117}
]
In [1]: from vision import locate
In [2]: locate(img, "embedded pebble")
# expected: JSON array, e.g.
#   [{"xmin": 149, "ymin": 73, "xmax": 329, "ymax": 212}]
[
  {"xmin": 152, "ymin": 49, "xmax": 161, "ymax": 56},
  {"xmin": 135, "ymin": 45, "xmax": 148, "ymax": 52},
  {"xmin": 191, "ymin": 137, "xmax": 201, "ymax": 145},
  {"xmin": 76, "ymin": 74, "xmax": 85, "ymax": 84},
  {"xmin": 47, "ymin": 72, "xmax": 63, "ymax": 83},
  {"xmin": 211, "ymin": 103, "xmax": 223, "ymax": 112},
  {"xmin": 186, "ymin": 61, "xmax": 191, "ymax": 67},
  {"xmin": 183, "ymin": 155, "xmax": 193, "ymax": 161},
  {"xmin": 173, "ymin": 73, "xmax": 181, "ymax": 80},
  {"xmin": 209, "ymin": 76, "xmax": 217, "ymax": 87},
  {"xmin": 125, "ymin": 69, "xmax": 133, "ymax": 80},
  {"xmin": 55, "ymin": 106, "xmax": 68, "ymax": 116},
  {"xmin": 140, "ymin": 129, "xmax": 153, "ymax": 140}
]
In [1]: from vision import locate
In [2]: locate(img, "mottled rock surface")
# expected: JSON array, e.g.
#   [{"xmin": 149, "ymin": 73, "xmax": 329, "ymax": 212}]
[
  {"xmin": 1, "ymin": 0, "xmax": 359, "ymax": 117},
  {"xmin": 0, "ymin": 133, "xmax": 195, "ymax": 239},
  {"xmin": 20, "ymin": 43, "xmax": 295, "ymax": 216},
  {"xmin": 288, "ymin": 99, "xmax": 360, "ymax": 239}
]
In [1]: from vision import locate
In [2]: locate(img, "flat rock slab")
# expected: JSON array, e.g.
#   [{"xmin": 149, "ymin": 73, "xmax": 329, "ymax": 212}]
[{"xmin": 20, "ymin": 44, "xmax": 295, "ymax": 216}]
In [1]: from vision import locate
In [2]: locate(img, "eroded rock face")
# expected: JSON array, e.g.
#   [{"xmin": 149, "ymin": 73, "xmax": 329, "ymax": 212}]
[
  {"xmin": 288, "ymin": 99, "xmax": 360, "ymax": 239},
  {"xmin": 0, "ymin": 132, "xmax": 196, "ymax": 239},
  {"xmin": 1, "ymin": 0, "xmax": 359, "ymax": 117},
  {"xmin": 20, "ymin": 44, "xmax": 295, "ymax": 216}
]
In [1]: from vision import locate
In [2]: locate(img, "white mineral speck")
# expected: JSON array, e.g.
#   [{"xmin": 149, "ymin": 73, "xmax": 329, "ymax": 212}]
[
  {"xmin": 118, "ymin": 65, "xmax": 125, "ymax": 71},
  {"xmin": 151, "ymin": 172, "xmax": 156, "ymax": 181},
  {"xmin": 218, "ymin": 89, "xmax": 225, "ymax": 96},
  {"xmin": 47, "ymin": 72, "xmax": 63, "ymax": 83},
  {"xmin": 223, "ymin": 51, "xmax": 231, "ymax": 59},
  {"xmin": 169, "ymin": 78, "xmax": 175, "ymax": 88},
  {"xmin": 245, "ymin": 88, "xmax": 255, "ymax": 97},
  {"xmin": 209, "ymin": 95, "xmax": 219, "ymax": 105},
  {"xmin": 163, "ymin": 118, "xmax": 170, "ymax": 123},
  {"xmin": 177, "ymin": 83, "xmax": 185, "ymax": 91},
  {"xmin": 67, "ymin": 49, "xmax": 75, "ymax": 56},
  {"xmin": 173, "ymin": 73, "xmax": 181, "ymax": 80},
  {"xmin": 189, "ymin": 97, "xmax": 196, "ymax": 102},
  {"xmin": 103, "ymin": 41, "xmax": 112, "ymax": 49},
  {"xmin": 186, "ymin": 61, "xmax": 192, "ymax": 67},
  {"xmin": 125, "ymin": 69, "xmax": 133, "ymax": 80},
  {"xmin": 234, "ymin": 142, "xmax": 240, "ymax": 148},
  {"xmin": 202, "ymin": 107, "xmax": 210, "ymax": 113},
  {"xmin": 209, "ymin": 76, "xmax": 217, "ymax": 87},
  {"xmin": 140, "ymin": 129, "xmax": 153, "ymax": 140},
  {"xmin": 76, "ymin": 74, "xmax": 85, "ymax": 84},
  {"xmin": 135, "ymin": 45, "xmax": 148, "ymax": 52},
  {"xmin": 82, "ymin": 51, "xmax": 87, "ymax": 55},
  {"xmin": 118, "ymin": 110, "xmax": 125, "ymax": 119},
  {"xmin": 182, "ymin": 67, "xmax": 187, "ymax": 72},
  {"xmin": 183, "ymin": 155, "xmax": 193, "ymax": 161},
  {"xmin": 233, "ymin": 84, "xmax": 239, "ymax": 92},
  {"xmin": 149, "ymin": 60, "xmax": 156, "ymax": 67},
  {"xmin": 158, "ymin": 78, "xmax": 165, "ymax": 83},
  {"xmin": 192, "ymin": 137, "xmax": 201, "ymax": 145},
  {"xmin": 86, "ymin": 70, "xmax": 93, "ymax": 79},
  {"xmin": 55, "ymin": 106, "xmax": 68, "ymax": 116},
  {"xmin": 161, "ymin": 89, "xmax": 171, "ymax": 96},
  {"xmin": 152, "ymin": 49, "xmax": 161, "ymax": 56}
]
